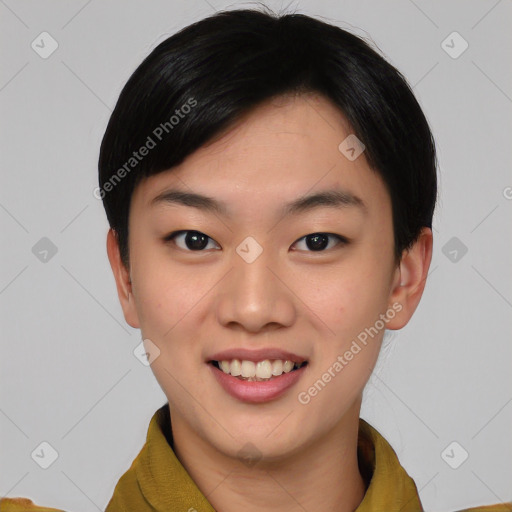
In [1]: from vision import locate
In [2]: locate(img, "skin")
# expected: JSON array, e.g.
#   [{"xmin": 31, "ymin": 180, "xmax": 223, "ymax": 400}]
[{"xmin": 107, "ymin": 92, "xmax": 433, "ymax": 512}]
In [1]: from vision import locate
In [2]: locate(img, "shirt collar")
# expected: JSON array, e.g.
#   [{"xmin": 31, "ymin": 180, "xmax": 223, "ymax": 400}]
[{"xmin": 106, "ymin": 403, "xmax": 424, "ymax": 511}]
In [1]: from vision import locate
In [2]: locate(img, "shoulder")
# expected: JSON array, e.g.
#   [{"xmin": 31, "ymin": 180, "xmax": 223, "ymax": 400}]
[{"xmin": 0, "ymin": 497, "xmax": 66, "ymax": 511}]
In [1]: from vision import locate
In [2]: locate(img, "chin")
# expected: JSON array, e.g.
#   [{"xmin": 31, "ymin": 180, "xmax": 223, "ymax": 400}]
[{"xmin": 214, "ymin": 418, "xmax": 310, "ymax": 463}]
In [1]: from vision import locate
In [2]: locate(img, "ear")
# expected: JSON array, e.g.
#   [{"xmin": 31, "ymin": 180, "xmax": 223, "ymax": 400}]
[
  {"xmin": 386, "ymin": 227, "xmax": 433, "ymax": 330},
  {"xmin": 106, "ymin": 228, "xmax": 140, "ymax": 329}
]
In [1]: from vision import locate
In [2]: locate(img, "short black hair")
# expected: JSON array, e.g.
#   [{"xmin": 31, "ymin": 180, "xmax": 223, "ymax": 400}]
[{"xmin": 98, "ymin": 7, "xmax": 437, "ymax": 268}]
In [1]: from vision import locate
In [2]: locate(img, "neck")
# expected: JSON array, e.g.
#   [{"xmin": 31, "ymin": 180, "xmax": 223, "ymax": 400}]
[{"xmin": 170, "ymin": 401, "xmax": 367, "ymax": 512}]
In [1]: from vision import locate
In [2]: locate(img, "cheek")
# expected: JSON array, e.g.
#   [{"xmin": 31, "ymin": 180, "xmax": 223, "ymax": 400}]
[
  {"xmin": 302, "ymin": 265, "xmax": 389, "ymax": 343},
  {"xmin": 131, "ymin": 265, "xmax": 209, "ymax": 396},
  {"xmin": 130, "ymin": 246, "xmax": 198, "ymax": 334},
  {"xmin": 132, "ymin": 275, "xmax": 175, "ymax": 336},
  {"xmin": 129, "ymin": 251, "xmax": 217, "ymax": 372}
]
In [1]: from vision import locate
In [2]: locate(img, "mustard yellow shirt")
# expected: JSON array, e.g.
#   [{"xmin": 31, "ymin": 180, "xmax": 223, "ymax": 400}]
[{"xmin": 2, "ymin": 403, "xmax": 511, "ymax": 512}]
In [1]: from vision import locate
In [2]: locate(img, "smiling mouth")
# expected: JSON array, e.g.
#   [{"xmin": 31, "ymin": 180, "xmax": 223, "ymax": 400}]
[{"xmin": 210, "ymin": 359, "xmax": 308, "ymax": 382}]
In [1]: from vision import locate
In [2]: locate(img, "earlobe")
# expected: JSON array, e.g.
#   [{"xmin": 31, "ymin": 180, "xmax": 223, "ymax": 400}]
[
  {"xmin": 106, "ymin": 229, "xmax": 140, "ymax": 329},
  {"xmin": 386, "ymin": 227, "xmax": 433, "ymax": 330}
]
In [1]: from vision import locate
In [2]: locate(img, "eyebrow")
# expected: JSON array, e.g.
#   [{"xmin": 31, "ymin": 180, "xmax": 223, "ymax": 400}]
[{"xmin": 150, "ymin": 188, "xmax": 367, "ymax": 217}]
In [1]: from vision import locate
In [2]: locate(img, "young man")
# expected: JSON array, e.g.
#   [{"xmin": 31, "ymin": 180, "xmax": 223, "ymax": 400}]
[{"xmin": 3, "ymin": 8, "xmax": 510, "ymax": 512}]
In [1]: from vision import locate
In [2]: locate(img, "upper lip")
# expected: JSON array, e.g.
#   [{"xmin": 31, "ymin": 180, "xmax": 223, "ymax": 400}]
[{"xmin": 208, "ymin": 348, "xmax": 308, "ymax": 364}]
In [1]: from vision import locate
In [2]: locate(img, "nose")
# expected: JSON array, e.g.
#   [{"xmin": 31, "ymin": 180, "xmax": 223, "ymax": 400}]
[{"xmin": 215, "ymin": 245, "xmax": 296, "ymax": 334}]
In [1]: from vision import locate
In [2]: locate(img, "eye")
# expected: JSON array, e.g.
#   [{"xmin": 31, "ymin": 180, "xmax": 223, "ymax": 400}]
[
  {"xmin": 164, "ymin": 230, "xmax": 220, "ymax": 251},
  {"xmin": 292, "ymin": 232, "xmax": 348, "ymax": 252}
]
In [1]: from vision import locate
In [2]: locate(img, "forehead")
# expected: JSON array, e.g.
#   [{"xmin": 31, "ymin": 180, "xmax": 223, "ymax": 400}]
[{"xmin": 131, "ymin": 93, "xmax": 390, "ymax": 219}]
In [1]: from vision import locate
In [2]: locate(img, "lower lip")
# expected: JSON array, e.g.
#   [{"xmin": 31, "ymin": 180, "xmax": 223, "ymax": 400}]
[{"xmin": 209, "ymin": 363, "xmax": 307, "ymax": 403}]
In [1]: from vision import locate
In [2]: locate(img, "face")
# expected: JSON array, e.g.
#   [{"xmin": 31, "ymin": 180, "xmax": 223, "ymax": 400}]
[{"xmin": 110, "ymin": 93, "xmax": 422, "ymax": 463}]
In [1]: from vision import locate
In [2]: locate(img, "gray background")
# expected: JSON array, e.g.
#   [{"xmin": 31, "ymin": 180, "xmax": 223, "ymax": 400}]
[{"xmin": 1, "ymin": 1, "xmax": 511, "ymax": 511}]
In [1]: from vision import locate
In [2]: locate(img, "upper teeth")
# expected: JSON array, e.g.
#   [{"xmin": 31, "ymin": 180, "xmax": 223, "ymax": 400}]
[{"xmin": 217, "ymin": 359, "xmax": 302, "ymax": 379}]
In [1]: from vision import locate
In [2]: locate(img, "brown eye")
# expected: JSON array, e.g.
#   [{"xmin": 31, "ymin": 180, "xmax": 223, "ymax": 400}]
[
  {"xmin": 292, "ymin": 233, "xmax": 347, "ymax": 252},
  {"xmin": 165, "ymin": 230, "xmax": 220, "ymax": 251}
]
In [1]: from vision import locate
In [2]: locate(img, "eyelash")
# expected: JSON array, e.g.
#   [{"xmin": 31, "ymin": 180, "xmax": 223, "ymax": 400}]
[{"xmin": 163, "ymin": 230, "xmax": 349, "ymax": 253}]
